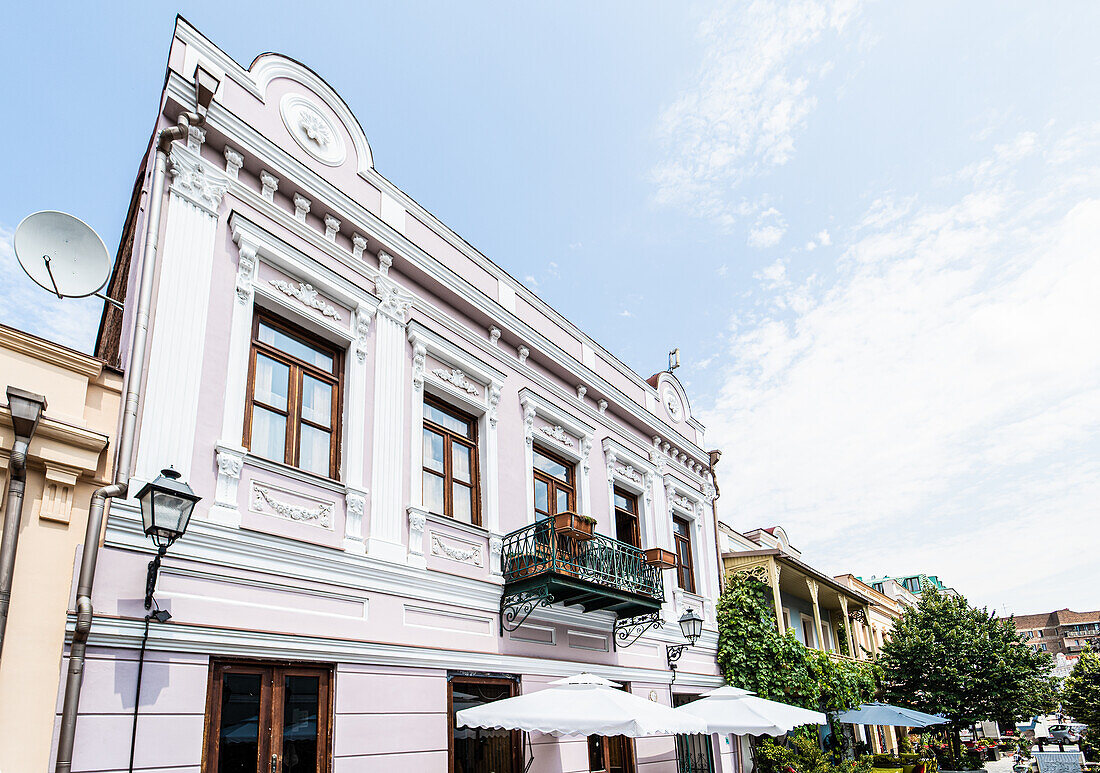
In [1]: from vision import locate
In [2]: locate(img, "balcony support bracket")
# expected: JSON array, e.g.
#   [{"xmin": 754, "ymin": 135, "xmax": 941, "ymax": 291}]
[
  {"xmin": 613, "ymin": 611, "xmax": 663, "ymax": 650},
  {"xmin": 500, "ymin": 585, "xmax": 555, "ymax": 636}
]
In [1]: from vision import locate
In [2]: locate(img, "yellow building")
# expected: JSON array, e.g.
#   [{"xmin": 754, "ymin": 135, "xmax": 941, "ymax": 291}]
[{"xmin": 0, "ymin": 324, "xmax": 121, "ymax": 773}]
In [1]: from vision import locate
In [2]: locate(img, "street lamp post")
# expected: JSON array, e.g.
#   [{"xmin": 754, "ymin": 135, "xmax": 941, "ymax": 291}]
[
  {"xmin": 667, "ymin": 608, "xmax": 705, "ymax": 684},
  {"xmin": 134, "ymin": 467, "xmax": 200, "ymax": 609}
]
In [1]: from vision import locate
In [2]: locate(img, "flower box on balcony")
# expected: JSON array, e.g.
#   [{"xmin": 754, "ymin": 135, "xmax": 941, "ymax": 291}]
[
  {"xmin": 642, "ymin": 548, "xmax": 677, "ymax": 569},
  {"xmin": 553, "ymin": 511, "xmax": 596, "ymax": 541}
]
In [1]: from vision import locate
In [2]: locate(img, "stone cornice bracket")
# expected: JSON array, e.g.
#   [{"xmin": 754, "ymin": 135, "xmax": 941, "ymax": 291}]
[
  {"xmin": 352, "ymin": 234, "xmax": 367, "ymax": 260},
  {"xmin": 224, "ymin": 146, "xmax": 244, "ymax": 180},
  {"xmin": 260, "ymin": 170, "xmax": 279, "ymax": 202},
  {"xmin": 522, "ymin": 402, "xmax": 537, "ymax": 447},
  {"xmin": 489, "ymin": 326, "xmax": 501, "ymax": 345},
  {"xmin": 168, "ymin": 143, "xmax": 230, "ymax": 216},
  {"xmin": 324, "ymin": 214, "xmax": 341, "ymax": 242},
  {"xmin": 517, "ymin": 345, "xmax": 529, "ymax": 365},
  {"xmin": 354, "ymin": 305, "xmax": 375, "ymax": 363},
  {"xmin": 378, "ymin": 250, "xmax": 393, "ymax": 276},
  {"xmin": 806, "ymin": 577, "xmax": 819, "ymax": 602},
  {"xmin": 374, "ymin": 273, "xmax": 412, "ymax": 324},
  {"xmin": 293, "ymin": 193, "xmax": 311, "ymax": 222},
  {"xmin": 488, "ymin": 383, "xmax": 502, "ymax": 428},
  {"xmin": 234, "ymin": 240, "xmax": 258, "ymax": 305}
]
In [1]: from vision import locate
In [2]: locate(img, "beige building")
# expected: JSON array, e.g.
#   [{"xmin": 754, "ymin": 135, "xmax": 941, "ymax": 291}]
[{"xmin": 0, "ymin": 324, "xmax": 121, "ymax": 773}]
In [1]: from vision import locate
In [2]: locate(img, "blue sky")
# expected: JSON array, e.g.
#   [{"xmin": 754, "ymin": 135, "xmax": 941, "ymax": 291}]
[{"xmin": 2, "ymin": 1, "xmax": 1098, "ymax": 614}]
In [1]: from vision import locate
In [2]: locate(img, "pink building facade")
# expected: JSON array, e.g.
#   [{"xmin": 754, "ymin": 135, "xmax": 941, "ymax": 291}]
[{"xmin": 63, "ymin": 19, "xmax": 732, "ymax": 773}]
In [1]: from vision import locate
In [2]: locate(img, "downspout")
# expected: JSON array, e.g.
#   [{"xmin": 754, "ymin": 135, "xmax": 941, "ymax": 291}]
[
  {"xmin": 0, "ymin": 387, "xmax": 47, "ymax": 660},
  {"xmin": 707, "ymin": 449, "xmax": 723, "ymax": 593},
  {"xmin": 54, "ymin": 110, "xmax": 201, "ymax": 773}
]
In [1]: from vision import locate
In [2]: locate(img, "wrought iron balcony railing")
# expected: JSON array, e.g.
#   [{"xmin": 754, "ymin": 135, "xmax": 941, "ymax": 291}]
[{"xmin": 501, "ymin": 519, "xmax": 664, "ymax": 602}]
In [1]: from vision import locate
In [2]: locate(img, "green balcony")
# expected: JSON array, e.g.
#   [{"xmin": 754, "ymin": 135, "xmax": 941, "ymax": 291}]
[{"xmin": 499, "ymin": 517, "xmax": 665, "ymax": 645}]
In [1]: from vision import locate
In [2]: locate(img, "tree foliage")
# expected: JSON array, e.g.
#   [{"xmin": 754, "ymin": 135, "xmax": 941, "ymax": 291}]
[
  {"xmin": 716, "ymin": 573, "xmax": 879, "ymax": 712},
  {"xmin": 877, "ymin": 586, "xmax": 1052, "ymax": 753},
  {"xmin": 1063, "ymin": 649, "xmax": 1100, "ymax": 727}
]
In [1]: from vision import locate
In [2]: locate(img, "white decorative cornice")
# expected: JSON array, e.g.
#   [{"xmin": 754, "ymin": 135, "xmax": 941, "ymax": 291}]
[
  {"xmin": 324, "ymin": 214, "xmax": 341, "ymax": 242},
  {"xmin": 352, "ymin": 234, "xmax": 367, "ymax": 260},
  {"xmin": 488, "ymin": 326, "xmax": 501, "ymax": 345},
  {"xmin": 168, "ymin": 144, "xmax": 229, "ymax": 215},
  {"xmin": 251, "ymin": 483, "xmax": 333, "ymax": 528},
  {"xmin": 517, "ymin": 346, "xmax": 529, "ymax": 365},
  {"xmin": 354, "ymin": 305, "xmax": 374, "ymax": 363},
  {"xmin": 576, "ymin": 385, "xmax": 587, "ymax": 401},
  {"xmin": 538, "ymin": 425, "xmax": 574, "ymax": 447},
  {"xmin": 260, "ymin": 170, "xmax": 279, "ymax": 202},
  {"xmin": 598, "ymin": 399, "xmax": 608, "ymax": 415},
  {"xmin": 293, "ymin": 193, "xmax": 311, "ymax": 222},
  {"xmin": 432, "ymin": 367, "xmax": 479, "ymax": 396},
  {"xmin": 224, "ymin": 146, "xmax": 244, "ymax": 180},
  {"xmin": 269, "ymin": 279, "xmax": 341, "ymax": 321}
]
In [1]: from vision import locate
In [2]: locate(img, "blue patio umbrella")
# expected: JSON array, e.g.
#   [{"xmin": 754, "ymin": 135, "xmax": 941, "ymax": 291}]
[{"xmin": 835, "ymin": 703, "xmax": 948, "ymax": 727}]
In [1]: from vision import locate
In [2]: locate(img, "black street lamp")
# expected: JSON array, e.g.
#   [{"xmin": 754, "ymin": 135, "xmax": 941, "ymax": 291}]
[
  {"xmin": 666, "ymin": 608, "xmax": 704, "ymax": 681},
  {"xmin": 134, "ymin": 468, "xmax": 199, "ymax": 609}
]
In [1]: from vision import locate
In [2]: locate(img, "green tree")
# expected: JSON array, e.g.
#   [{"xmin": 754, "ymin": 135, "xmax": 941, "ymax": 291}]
[
  {"xmin": 1063, "ymin": 649, "xmax": 1100, "ymax": 762},
  {"xmin": 878, "ymin": 587, "xmax": 1052, "ymax": 758}
]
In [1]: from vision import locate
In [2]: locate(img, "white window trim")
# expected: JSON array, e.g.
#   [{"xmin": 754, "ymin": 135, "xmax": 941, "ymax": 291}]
[
  {"xmin": 799, "ymin": 612, "xmax": 818, "ymax": 649},
  {"xmin": 602, "ymin": 438, "xmax": 657, "ymax": 548},
  {"xmin": 407, "ymin": 321, "xmax": 504, "ymax": 570},
  {"xmin": 519, "ymin": 388, "xmax": 594, "ymax": 525},
  {"xmin": 666, "ymin": 477, "xmax": 716, "ymax": 625},
  {"xmin": 211, "ymin": 218, "xmax": 375, "ymax": 545}
]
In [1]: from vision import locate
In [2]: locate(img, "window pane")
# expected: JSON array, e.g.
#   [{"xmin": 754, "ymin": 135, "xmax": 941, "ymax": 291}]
[
  {"xmin": 258, "ymin": 321, "xmax": 334, "ymax": 371},
  {"xmin": 556, "ymin": 488, "xmax": 571, "ymax": 514},
  {"xmin": 614, "ymin": 490, "xmax": 636, "ymax": 513},
  {"xmin": 533, "ymin": 478, "xmax": 549, "ymax": 514},
  {"xmin": 453, "ymin": 482, "xmax": 473, "ymax": 524},
  {"xmin": 674, "ymin": 517, "xmax": 690, "ymax": 537},
  {"xmin": 424, "ymin": 401, "xmax": 472, "ymax": 437},
  {"xmin": 254, "ymin": 354, "xmax": 289, "ymax": 410},
  {"xmin": 251, "ymin": 407, "xmax": 286, "ymax": 462},
  {"xmin": 452, "ymin": 681, "xmax": 515, "ymax": 773},
  {"xmin": 424, "ymin": 472, "xmax": 444, "ymax": 515},
  {"xmin": 452, "ymin": 443, "xmax": 472, "ymax": 483},
  {"xmin": 281, "ymin": 675, "xmax": 319, "ymax": 773},
  {"xmin": 423, "ymin": 429, "xmax": 445, "ymax": 473},
  {"xmin": 299, "ymin": 425, "xmax": 331, "ymax": 476},
  {"xmin": 218, "ymin": 672, "xmax": 261, "ymax": 773},
  {"xmin": 301, "ymin": 376, "xmax": 332, "ymax": 427},
  {"xmin": 533, "ymin": 449, "xmax": 570, "ymax": 482}
]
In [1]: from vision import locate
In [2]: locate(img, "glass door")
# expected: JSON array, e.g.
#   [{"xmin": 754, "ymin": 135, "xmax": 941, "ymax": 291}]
[
  {"xmin": 672, "ymin": 694, "xmax": 715, "ymax": 773},
  {"xmin": 203, "ymin": 661, "xmax": 332, "ymax": 773}
]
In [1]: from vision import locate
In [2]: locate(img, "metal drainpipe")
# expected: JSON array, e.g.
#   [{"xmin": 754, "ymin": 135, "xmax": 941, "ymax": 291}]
[
  {"xmin": 0, "ymin": 387, "xmax": 47, "ymax": 660},
  {"xmin": 707, "ymin": 449, "xmax": 723, "ymax": 593},
  {"xmin": 53, "ymin": 110, "xmax": 201, "ymax": 773}
]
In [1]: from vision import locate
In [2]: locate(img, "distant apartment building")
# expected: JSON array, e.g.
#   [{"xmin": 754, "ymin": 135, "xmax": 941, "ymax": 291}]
[
  {"xmin": 1006, "ymin": 608, "xmax": 1100, "ymax": 658},
  {"xmin": 863, "ymin": 573, "xmax": 958, "ymax": 598}
]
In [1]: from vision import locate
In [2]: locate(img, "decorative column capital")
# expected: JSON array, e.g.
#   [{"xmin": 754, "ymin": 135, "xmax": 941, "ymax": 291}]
[
  {"xmin": 375, "ymin": 274, "xmax": 412, "ymax": 323},
  {"xmin": 488, "ymin": 382, "xmax": 502, "ymax": 428},
  {"xmin": 354, "ymin": 305, "xmax": 375, "ymax": 363},
  {"xmin": 168, "ymin": 144, "xmax": 230, "ymax": 216}
]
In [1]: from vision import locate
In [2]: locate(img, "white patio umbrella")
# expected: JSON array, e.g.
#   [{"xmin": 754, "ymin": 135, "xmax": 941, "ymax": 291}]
[
  {"xmin": 675, "ymin": 686, "xmax": 827, "ymax": 735},
  {"xmin": 455, "ymin": 673, "xmax": 707, "ymax": 737}
]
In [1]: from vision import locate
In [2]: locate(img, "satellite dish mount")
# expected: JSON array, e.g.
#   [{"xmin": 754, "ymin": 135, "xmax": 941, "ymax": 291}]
[{"xmin": 13, "ymin": 211, "xmax": 121, "ymax": 309}]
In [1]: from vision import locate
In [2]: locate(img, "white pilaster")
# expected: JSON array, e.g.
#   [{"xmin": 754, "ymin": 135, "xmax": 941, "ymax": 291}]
[
  {"xmin": 366, "ymin": 272, "xmax": 412, "ymax": 563},
  {"xmin": 136, "ymin": 143, "xmax": 229, "ymax": 483},
  {"xmin": 208, "ymin": 445, "xmax": 245, "ymax": 527}
]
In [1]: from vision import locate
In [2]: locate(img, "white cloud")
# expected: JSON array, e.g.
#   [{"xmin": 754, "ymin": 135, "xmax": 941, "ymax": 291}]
[
  {"xmin": 619, "ymin": 309, "xmax": 633, "ymax": 318},
  {"xmin": 816, "ymin": 229, "xmax": 831, "ymax": 246},
  {"xmin": 0, "ymin": 225, "xmax": 102, "ymax": 353},
  {"xmin": 717, "ymin": 264, "xmax": 729, "ymax": 277},
  {"xmin": 748, "ymin": 207, "xmax": 788, "ymax": 248},
  {"xmin": 651, "ymin": 0, "xmax": 864, "ymax": 228},
  {"xmin": 702, "ymin": 125, "xmax": 1100, "ymax": 612}
]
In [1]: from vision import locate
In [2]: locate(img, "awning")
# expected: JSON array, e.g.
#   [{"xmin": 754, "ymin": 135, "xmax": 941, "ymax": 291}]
[
  {"xmin": 675, "ymin": 686, "xmax": 827, "ymax": 735},
  {"xmin": 455, "ymin": 673, "xmax": 707, "ymax": 737},
  {"xmin": 834, "ymin": 703, "xmax": 947, "ymax": 727}
]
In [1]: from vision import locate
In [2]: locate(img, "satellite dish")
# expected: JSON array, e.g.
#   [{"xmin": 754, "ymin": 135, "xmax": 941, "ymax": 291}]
[{"xmin": 14, "ymin": 211, "xmax": 110, "ymax": 299}]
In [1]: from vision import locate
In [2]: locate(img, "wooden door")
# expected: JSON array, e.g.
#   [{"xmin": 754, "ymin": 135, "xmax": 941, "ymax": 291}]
[{"xmin": 203, "ymin": 661, "xmax": 332, "ymax": 773}]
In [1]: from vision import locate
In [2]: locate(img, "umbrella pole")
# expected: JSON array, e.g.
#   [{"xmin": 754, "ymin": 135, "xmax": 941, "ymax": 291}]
[{"xmin": 523, "ymin": 731, "xmax": 534, "ymax": 773}]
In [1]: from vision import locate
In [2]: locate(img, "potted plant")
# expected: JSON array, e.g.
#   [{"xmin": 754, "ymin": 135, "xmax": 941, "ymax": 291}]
[
  {"xmin": 642, "ymin": 547, "xmax": 677, "ymax": 569},
  {"xmin": 553, "ymin": 511, "xmax": 596, "ymax": 541}
]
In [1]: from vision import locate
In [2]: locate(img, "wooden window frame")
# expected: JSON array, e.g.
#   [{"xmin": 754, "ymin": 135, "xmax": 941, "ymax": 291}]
[
  {"xmin": 422, "ymin": 394, "xmax": 482, "ymax": 526},
  {"xmin": 201, "ymin": 658, "xmax": 333, "ymax": 773},
  {"xmin": 532, "ymin": 445, "xmax": 576, "ymax": 520},
  {"xmin": 673, "ymin": 515, "xmax": 696, "ymax": 594},
  {"xmin": 587, "ymin": 681, "xmax": 636, "ymax": 773},
  {"xmin": 448, "ymin": 675, "xmax": 521, "ymax": 773},
  {"xmin": 244, "ymin": 310, "xmax": 344, "ymax": 480},
  {"xmin": 613, "ymin": 486, "xmax": 641, "ymax": 548}
]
